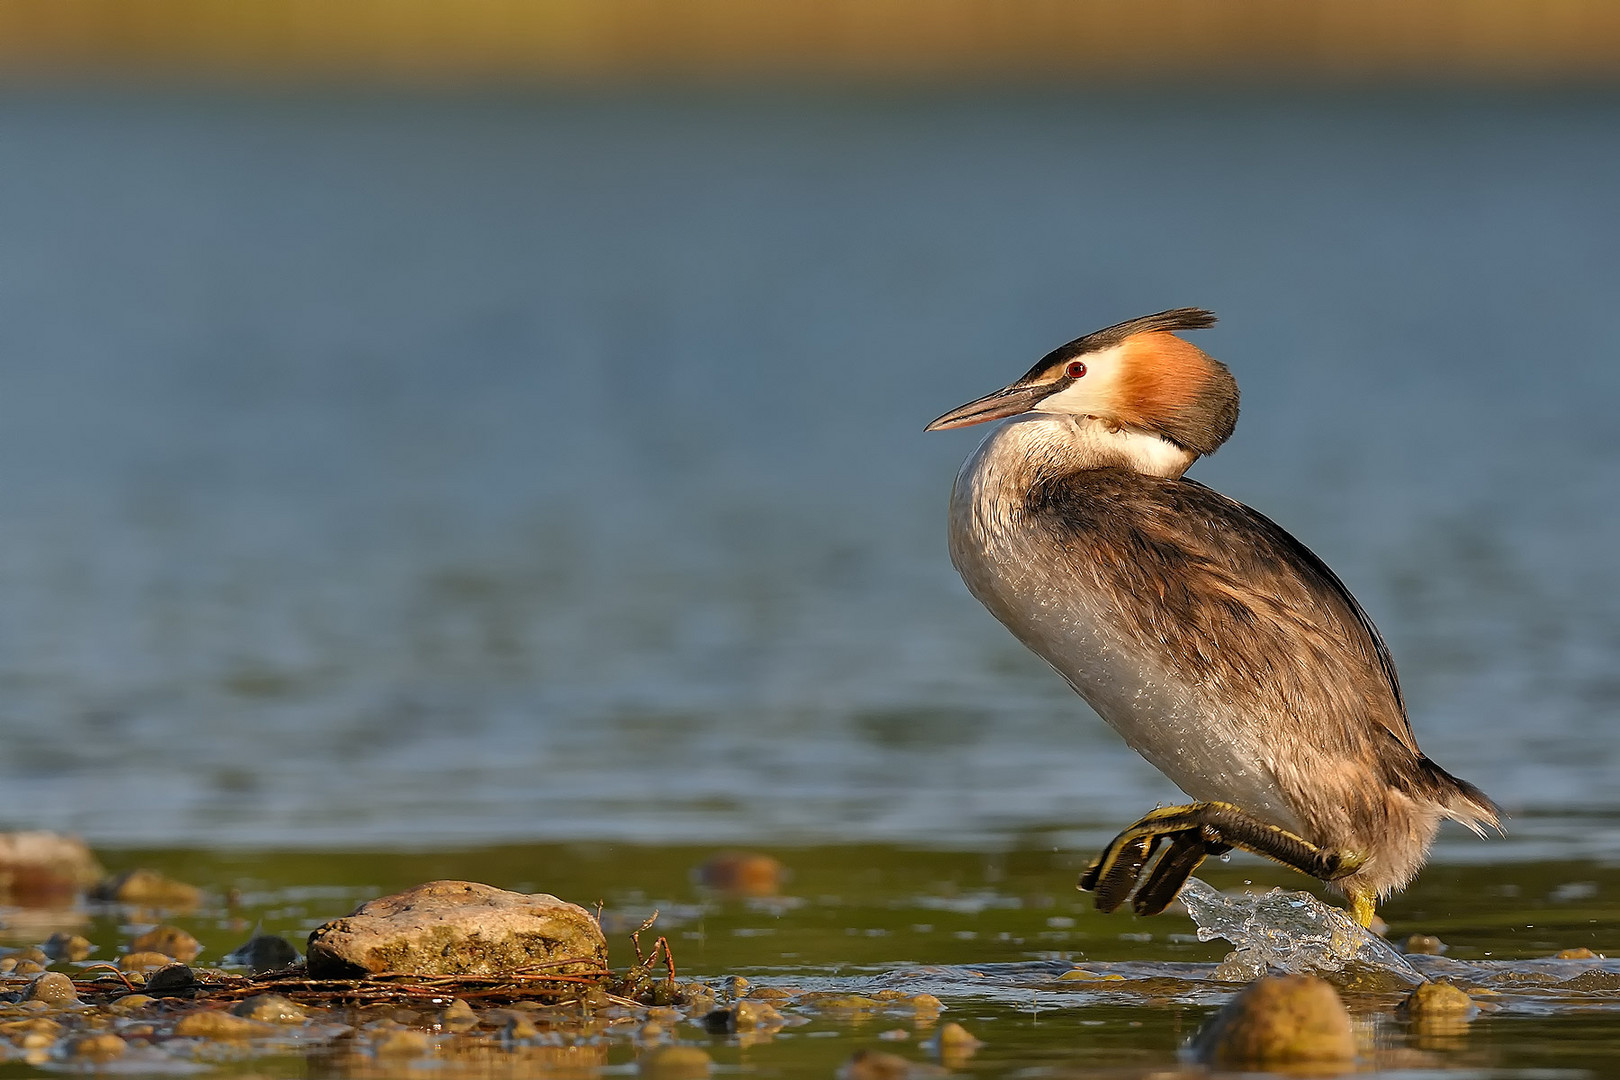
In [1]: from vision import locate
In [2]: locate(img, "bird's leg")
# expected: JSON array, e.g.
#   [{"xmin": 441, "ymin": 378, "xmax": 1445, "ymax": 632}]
[
  {"xmin": 1079, "ymin": 802, "xmax": 1362, "ymax": 916},
  {"xmin": 1348, "ymin": 890, "xmax": 1376, "ymax": 929}
]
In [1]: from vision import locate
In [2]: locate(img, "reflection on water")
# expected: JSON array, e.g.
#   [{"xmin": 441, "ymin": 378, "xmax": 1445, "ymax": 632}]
[{"xmin": 0, "ymin": 92, "xmax": 1616, "ymax": 850}]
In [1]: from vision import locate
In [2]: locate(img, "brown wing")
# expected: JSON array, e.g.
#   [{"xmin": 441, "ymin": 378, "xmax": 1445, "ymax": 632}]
[{"xmin": 1026, "ymin": 468, "xmax": 1422, "ymax": 757}]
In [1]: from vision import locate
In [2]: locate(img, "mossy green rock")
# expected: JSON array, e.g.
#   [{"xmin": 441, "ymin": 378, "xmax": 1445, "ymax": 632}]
[
  {"xmin": 305, "ymin": 880, "xmax": 607, "ymax": 979},
  {"xmin": 1194, "ymin": 974, "xmax": 1354, "ymax": 1067}
]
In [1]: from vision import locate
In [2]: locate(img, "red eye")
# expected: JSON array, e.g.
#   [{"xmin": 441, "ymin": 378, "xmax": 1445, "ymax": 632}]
[{"xmin": 1065, "ymin": 360, "xmax": 1087, "ymax": 379}]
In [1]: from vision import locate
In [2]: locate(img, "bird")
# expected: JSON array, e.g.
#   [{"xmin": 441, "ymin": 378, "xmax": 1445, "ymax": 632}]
[{"xmin": 925, "ymin": 308, "xmax": 1498, "ymax": 928}]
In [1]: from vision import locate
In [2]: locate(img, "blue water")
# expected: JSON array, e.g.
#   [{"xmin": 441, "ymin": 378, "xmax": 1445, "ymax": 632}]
[{"xmin": 0, "ymin": 91, "xmax": 1616, "ymax": 853}]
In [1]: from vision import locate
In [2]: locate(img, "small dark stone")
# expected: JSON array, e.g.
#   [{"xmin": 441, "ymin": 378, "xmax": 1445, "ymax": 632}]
[
  {"xmin": 225, "ymin": 934, "xmax": 299, "ymax": 973},
  {"xmin": 145, "ymin": 963, "xmax": 199, "ymax": 996}
]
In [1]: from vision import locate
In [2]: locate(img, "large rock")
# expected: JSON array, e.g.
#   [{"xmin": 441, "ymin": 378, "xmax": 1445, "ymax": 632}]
[{"xmin": 306, "ymin": 880, "xmax": 607, "ymax": 979}]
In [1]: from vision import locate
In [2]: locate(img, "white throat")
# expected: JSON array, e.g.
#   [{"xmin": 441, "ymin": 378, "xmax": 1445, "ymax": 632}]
[{"xmin": 1063, "ymin": 416, "xmax": 1195, "ymax": 478}]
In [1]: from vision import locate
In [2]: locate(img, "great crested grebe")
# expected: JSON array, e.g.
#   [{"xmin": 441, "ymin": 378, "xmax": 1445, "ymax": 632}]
[{"xmin": 926, "ymin": 308, "xmax": 1498, "ymax": 927}]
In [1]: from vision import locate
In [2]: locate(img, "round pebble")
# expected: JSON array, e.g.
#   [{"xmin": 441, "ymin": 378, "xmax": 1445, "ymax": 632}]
[
  {"xmin": 1194, "ymin": 974, "xmax": 1354, "ymax": 1067},
  {"xmin": 26, "ymin": 972, "xmax": 79, "ymax": 1007},
  {"xmin": 838, "ymin": 1049, "xmax": 917, "ymax": 1080},
  {"xmin": 93, "ymin": 869, "xmax": 202, "ymax": 908},
  {"xmin": 437, "ymin": 998, "xmax": 478, "ymax": 1031},
  {"xmin": 639, "ymin": 1045, "xmax": 713, "ymax": 1079},
  {"xmin": 232, "ymin": 993, "xmax": 307, "ymax": 1023},
  {"xmin": 1400, "ymin": 981, "xmax": 1475, "ymax": 1017},
  {"xmin": 373, "ymin": 1029, "xmax": 433, "ymax": 1056},
  {"xmin": 120, "ymin": 952, "xmax": 173, "ymax": 973},
  {"xmin": 1404, "ymin": 934, "xmax": 1446, "ymax": 955},
  {"xmin": 173, "ymin": 1011, "xmax": 274, "ymax": 1040},
  {"xmin": 66, "ymin": 1033, "xmax": 126, "ymax": 1061},
  {"xmin": 131, "ymin": 925, "xmax": 202, "ymax": 962}
]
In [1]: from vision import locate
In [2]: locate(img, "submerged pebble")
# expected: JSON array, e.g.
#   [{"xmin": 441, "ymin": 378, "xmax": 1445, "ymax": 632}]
[
  {"xmin": 232, "ymin": 993, "xmax": 308, "ymax": 1023},
  {"xmin": 1555, "ymin": 947, "xmax": 1600, "ymax": 960},
  {"xmin": 838, "ymin": 1048, "xmax": 945, "ymax": 1080},
  {"xmin": 639, "ymin": 1044, "xmax": 713, "ymax": 1078},
  {"xmin": 65, "ymin": 1032, "xmax": 126, "ymax": 1061},
  {"xmin": 174, "ymin": 1010, "xmax": 276, "ymax": 1040},
  {"xmin": 373, "ymin": 1029, "xmax": 433, "ymax": 1056},
  {"xmin": 1193, "ymin": 974, "xmax": 1355, "ymax": 1067}
]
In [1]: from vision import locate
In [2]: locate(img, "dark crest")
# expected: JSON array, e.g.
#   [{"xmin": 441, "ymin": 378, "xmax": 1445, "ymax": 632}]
[{"xmin": 1047, "ymin": 308, "xmax": 1217, "ymax": 363}]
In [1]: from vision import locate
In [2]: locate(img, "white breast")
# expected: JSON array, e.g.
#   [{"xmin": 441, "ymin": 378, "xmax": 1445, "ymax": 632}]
[{"xmin": 947, "ymin": 417, "xmax": 1305, "ymax": 834}]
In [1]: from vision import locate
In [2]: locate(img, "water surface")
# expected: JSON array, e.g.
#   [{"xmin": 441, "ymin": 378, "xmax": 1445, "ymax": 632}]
[{"xmin": 0, "ymin": 91, "xmax": 1615, "ymax": 855}]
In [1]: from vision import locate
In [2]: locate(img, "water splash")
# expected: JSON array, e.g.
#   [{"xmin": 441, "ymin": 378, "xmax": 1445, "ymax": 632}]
[{"xmin": 1179, "ymin": 878, "xmax": 1425, "ymax": 984}]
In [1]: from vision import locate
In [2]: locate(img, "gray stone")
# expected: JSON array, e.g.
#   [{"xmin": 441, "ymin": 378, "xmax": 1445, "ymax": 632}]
[{"xmin": 305, "ymin": 880, "xmax": 607, "ymax": 979}]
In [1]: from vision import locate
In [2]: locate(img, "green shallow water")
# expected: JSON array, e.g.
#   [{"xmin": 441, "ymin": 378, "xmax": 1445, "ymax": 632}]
[{"xmin": 3, "ymin": 843, "xmax": 1619, "ymax": 1077}]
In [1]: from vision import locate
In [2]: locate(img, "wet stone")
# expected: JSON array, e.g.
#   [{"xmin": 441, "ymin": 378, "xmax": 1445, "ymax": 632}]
[
  {"xmin": 1557, "ymin": 970, "xmax": 1620, "ymax": 992},
  {"xmin": 907, "ymin": 993, "xmax": 943, "ymax": 1017},
  {"xmin": 145, "ymin": 963, "xmax": 198, "ymax": 996},
  {"xmin": 25, "ymin": 971, "xmax": 78, "ymax": 1006},
  {"xmin": 10, "ymin": 960, "xmax": 43, "ymax": 976},
  {"xmin": 131, "ymin": 925, "xmax": 202, "ymax": 962},
  {"xmin": 1404, "ymin": 934, "xmax": 1447, "ymax": 956},
  {"xmin": 678, "ymin": 984, "xmax": 717, "ymax": 1014},
  {"xmin": 1400, "ymin": 981, "xmax": 1475, "ymax": 1017},
  {"xmin": 226, "ymin": 933, "xmax": 299, "ymax": 972},
  {"xmin": 437, "ymin": 998, "xmax": 478, "ymax": 1031},
  {"xmin": 503, "ymin": 1013, "xmax": 541, "ymax": 1040},
  {"xmin": 93, "ymin": 869, "xmax": 202, "ymax": 908},
  {"xmin": 41, "ymin": 933, "xmax": 92, "ymax": 962},
  {"xmin": 639, "ymin": 1044, "xmax": 713, "ymax": 1078},
  {"xmin": 373, "ymin": 1029, "xmax": 433, "ymax": 1056},
  {"xmin": 1193, "ymin": 974, "xmax": 1355, "ymax": 1067},
  {"xmin": 232, "ymin": 993, "xmax": 307, "ymax": 1023},
  {"xmin": 930, "ymin": 1022, "xmax": 980, "ymax": 1051},
  {"xmin": 838, "ymin": 1048, "xmax": 944, "ymax": 1080},
  {"xmin": 120, "ymin": 951, "xmax": 174, "ymax": 973},
  {"xmin": 174, "ymin": 1010, "xmax": 276, "ymax": 1040},
  {"xmin": 703, "ymin": 999, "xmax": 784, "ymax": 1033},
  {"xmin": 65, "ymin": 1032, "xmax": 126, "ymax": 1061},
  {"xmin": 1, "ymin": 1017, "xmax": 64, "ymax": 1039},
  {"xmin": 1555, "ymin": 947, "xmax": 1600, "ymax": 959},
  {"xmin": 109, "ymin": 994, "xmax": 156, "ymax": 1013},
  {"xmin": 306, "ymin": 880, "xmax": 607, "ymax": 979}
]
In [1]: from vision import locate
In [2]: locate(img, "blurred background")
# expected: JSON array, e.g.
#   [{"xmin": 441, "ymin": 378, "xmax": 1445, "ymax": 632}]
[{"xmin": 0, "ymin": 0, "xmax": 1617, "ymax": 858}]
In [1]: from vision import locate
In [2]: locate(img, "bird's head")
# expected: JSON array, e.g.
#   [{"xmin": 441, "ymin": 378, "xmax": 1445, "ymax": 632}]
[{"xmin": 925, "ymin": 308, "xmax": 1239, "ymax": 469}]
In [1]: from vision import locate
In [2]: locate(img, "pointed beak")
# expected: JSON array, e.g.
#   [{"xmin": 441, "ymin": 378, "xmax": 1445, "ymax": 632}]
[{"xmin": 925, "ymin": 382, "xmax": 1052, "ymax": 432}]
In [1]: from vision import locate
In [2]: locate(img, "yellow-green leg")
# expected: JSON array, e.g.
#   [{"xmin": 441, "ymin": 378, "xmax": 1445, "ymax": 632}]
[
  {"xmin": 1079, "ymin": 802, "xmax": 1364, "ymax": 917},
  {"xmin": 1349, "ymin": 890, "xmax": 1376, "ymax": 929}
]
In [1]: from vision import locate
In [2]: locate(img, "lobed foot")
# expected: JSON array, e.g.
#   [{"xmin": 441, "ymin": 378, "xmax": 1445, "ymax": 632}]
[{"xmin": 1078, "ymin": 802, "xmax": 1363, "ymax": 917}]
